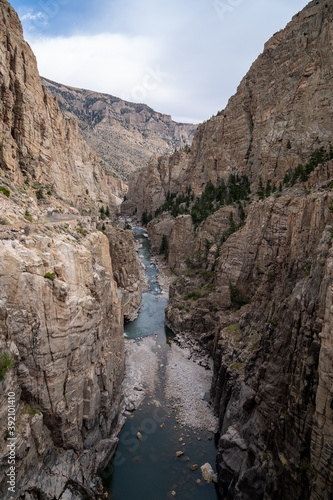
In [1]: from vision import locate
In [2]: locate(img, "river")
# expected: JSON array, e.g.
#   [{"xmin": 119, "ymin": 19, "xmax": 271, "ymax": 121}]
[{"xmin": 103, "ymin": 227, "xmax": 221, "ymax": 500}]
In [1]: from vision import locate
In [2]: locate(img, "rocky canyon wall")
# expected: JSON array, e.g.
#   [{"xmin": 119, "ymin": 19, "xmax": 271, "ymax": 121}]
[
  {"xmin": 123, "ymin": 1, "xmax": 333, "ymax": 498},
  {"xmin": 0, "ymin": 228, "xmax": 124, "ymax": 498},
  {"xmin": 0, "ymin": 0, "xmax": 111, "ymax": 211},
  {"xmin": 123, "ymin": 0, "xmax": 333, "ymax": 218},
  {"xmin": 0, "ymin": 1, "xmax": 143, "ymax": 497}
]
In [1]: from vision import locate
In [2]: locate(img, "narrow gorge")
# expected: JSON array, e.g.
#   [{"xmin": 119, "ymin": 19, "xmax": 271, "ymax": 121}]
[{"xmin": 0, "ymin": 0, "xmax": 332, "ymax": 499}]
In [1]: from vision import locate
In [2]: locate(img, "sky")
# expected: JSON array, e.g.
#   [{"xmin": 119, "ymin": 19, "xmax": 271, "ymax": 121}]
[{"xmin": 10, "ymin": 0, "xmax": 310, "ymax": 123}]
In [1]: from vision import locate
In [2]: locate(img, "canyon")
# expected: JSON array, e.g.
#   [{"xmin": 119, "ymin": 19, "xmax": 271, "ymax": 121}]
[
  {"xmin": 123, "ymin": 1, "xmax": 333, "ymax": 499},
  {"xmin": 0, "ymin": 0, "xmax": 333, "ymax": 498}
]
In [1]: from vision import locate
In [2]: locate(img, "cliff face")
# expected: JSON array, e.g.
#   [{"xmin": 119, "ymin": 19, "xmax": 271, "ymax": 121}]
[
  {"xmin": 209, "ymin": 169, "xmax": 333, "ymax": 499},
  {"xmin": 123, "ymin": 0, "xmax": 333, "ymax": 218},
  {"xmin": 0, "ymin": 228, "xmax": 124, "ymax": 498},
  {"xmin": 107, "ymin": 227, "xmax": 142, "ymax": 321},
  {"xmin": 124, "ymin": 1, "xmax": 333, "ymax": 498},
  {"xmin": 42, "ymin": 78, "xmax": 197, "ymax": 185},
  {"xmin": 0, "ymin": 0, "xmax": 111, "ymax": 210}
]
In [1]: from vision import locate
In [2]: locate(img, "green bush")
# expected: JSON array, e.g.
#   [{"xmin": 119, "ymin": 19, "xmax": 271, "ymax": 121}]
[
  {"xmin": 36, "ymin": 189, "xmax": 44, "ymax": 200},
  {"xmin": 24, "ymin": 210, "xmax": 33, "ymax": 223},
  {"xmin": 0, "ymin": 187, "xmax": 10, "ymax": 198},
  {"xmin": 0, "ymin": 353, "xmax": 13, "ymax": 381},
  {"xmin": 44, "ymin": 272, "xmax": 56, "ymax": 281},
  {"xmin": 76, "ymin": 227, "xmax": 87, "ymax": 236}
]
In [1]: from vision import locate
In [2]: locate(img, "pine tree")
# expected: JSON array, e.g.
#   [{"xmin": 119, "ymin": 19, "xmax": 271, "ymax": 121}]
[{"xmin": 160, "ymin": 234, "xmax": 169, "ymax": 259}]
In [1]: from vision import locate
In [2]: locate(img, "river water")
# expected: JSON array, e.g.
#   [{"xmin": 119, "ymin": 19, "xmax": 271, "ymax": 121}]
[{"xmin": 103, "ymin": 228, "xmax": 220, "ymax": 500}]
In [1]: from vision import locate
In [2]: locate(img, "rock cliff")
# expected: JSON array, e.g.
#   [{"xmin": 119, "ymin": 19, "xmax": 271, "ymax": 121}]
[
  {"xmin": 123, "ymin": 1, "xmax": 333, "ymax": 498},
  {"xmin": 0, "ymin": 227, "xmax": 124, "ymax": 498},
  {"xmin": 0, "ymin": 0, "xmax": 111, "ymax": 211},
  {"xmin": 107, "ymin": 227, "xmax": 142, "ymax": 322},
  {"xmin": 42, "ymin": 78, "xmax": 197, "ymax": 185},
  {"xmin": 123, "ymin": 0, "xmax": 333, "ymax": 218}
]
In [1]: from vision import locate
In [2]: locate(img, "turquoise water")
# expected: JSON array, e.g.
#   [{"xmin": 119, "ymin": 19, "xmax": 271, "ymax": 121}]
[{"xmin": 103, "ymin": 228, "xmax": 220, "ymax": 500}]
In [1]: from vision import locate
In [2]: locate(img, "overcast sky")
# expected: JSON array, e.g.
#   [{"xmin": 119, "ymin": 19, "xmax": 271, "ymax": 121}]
[{"xmin": 11, "ymin": 0, "xmax": 309, "ymax": 123}]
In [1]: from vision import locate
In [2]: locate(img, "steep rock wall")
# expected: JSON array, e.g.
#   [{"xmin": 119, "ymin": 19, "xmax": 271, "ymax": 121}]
[
  {"xmin": 0, "ymin": 0, "xmax": 111, "ymax": 210},
  {"xmin": 122, "ymin": 0, "xmax": 333, "ymax": 218},
  {"xmin": 162, "ymin": 163, "xmax": 333, "ymax": 499},
  {"xmin": 0, "ymin": 229, "xmax": 125, "ymax": 498},
  {"xmin": 107, "ymin": 227, "xmax": 142, "ymax": 321}
]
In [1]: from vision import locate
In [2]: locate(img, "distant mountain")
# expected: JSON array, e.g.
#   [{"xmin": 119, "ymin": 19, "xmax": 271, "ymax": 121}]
[{"xmin": 41, "ymin": 78, "xmax": 197, "ymax": 186}]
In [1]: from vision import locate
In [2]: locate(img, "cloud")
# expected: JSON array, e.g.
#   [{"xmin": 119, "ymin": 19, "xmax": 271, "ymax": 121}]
[
  {"xmin": 21, "ymin": 0, "xmax": 310, "ymax": 123},
  {"xmin": 29, "ymin": 32, "xmax": 172, "ymax": 103},
  {"xmin": 21, "ymin": 11, "xmax": 46, "ymax": 22}
]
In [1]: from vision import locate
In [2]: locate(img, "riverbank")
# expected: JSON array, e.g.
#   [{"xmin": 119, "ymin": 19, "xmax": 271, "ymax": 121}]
[
  {"xmin": 119, "ymin": 226, "xmax": 217, "ymax": 431},
  {"xmin": 105, "ymin": 226, "xmax": 219, "ymax": 499}
]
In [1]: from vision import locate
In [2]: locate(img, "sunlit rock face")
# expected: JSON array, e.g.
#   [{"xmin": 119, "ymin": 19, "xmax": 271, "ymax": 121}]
[{"xmin": 0, "ymin": 0, "xmax": 111, "ymax": 211}]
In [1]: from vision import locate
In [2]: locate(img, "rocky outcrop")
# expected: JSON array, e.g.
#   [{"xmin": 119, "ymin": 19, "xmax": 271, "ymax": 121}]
[
  {"xmin": 122, "ymin": 0, "xmax": 333, "ymax": 217},
  {"xmin": 209, "ymin": 177, "xmax": 333, "ymax": 499},
  {"xmin": 107, "ymin": 227, "xmax": 142, "ymax": 321},
  {"xmin": 0, "ymin": 0, "xmax": 111, "ymax": 211},
  {"xmin": 0, "ymin": 227, "xmax": 124, "ymax": 498},
  {"xmin": 42, "ymin": 78, "xmax": 197, "ymax": 184}
]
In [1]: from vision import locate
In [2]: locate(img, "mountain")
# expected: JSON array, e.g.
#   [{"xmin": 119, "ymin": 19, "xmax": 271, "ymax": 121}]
[
  {"xmin": 0, "ymin": 5, "xmax": 113, "ymax": 213},
  {"xmin": 41, "ymin": 78, "xmax": 197, "ymax": 189},
  {"xmin": 122, "ymin": 0, "xmax": 333, "ymax": 217},
  {"xmin": 123, "ymin": 1, "xmax": 333, "ymax": 498}
]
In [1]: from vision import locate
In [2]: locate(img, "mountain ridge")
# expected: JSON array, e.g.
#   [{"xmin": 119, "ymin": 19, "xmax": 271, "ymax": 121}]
[{"xmin": 41, "ymin": 77, "xmax": 197, "ymax": 190}]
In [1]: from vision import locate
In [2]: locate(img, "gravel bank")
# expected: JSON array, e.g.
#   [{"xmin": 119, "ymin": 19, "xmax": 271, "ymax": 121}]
[{"xmin": 166, "ymin": 343, "xmax": 218, "ymax": 432}]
